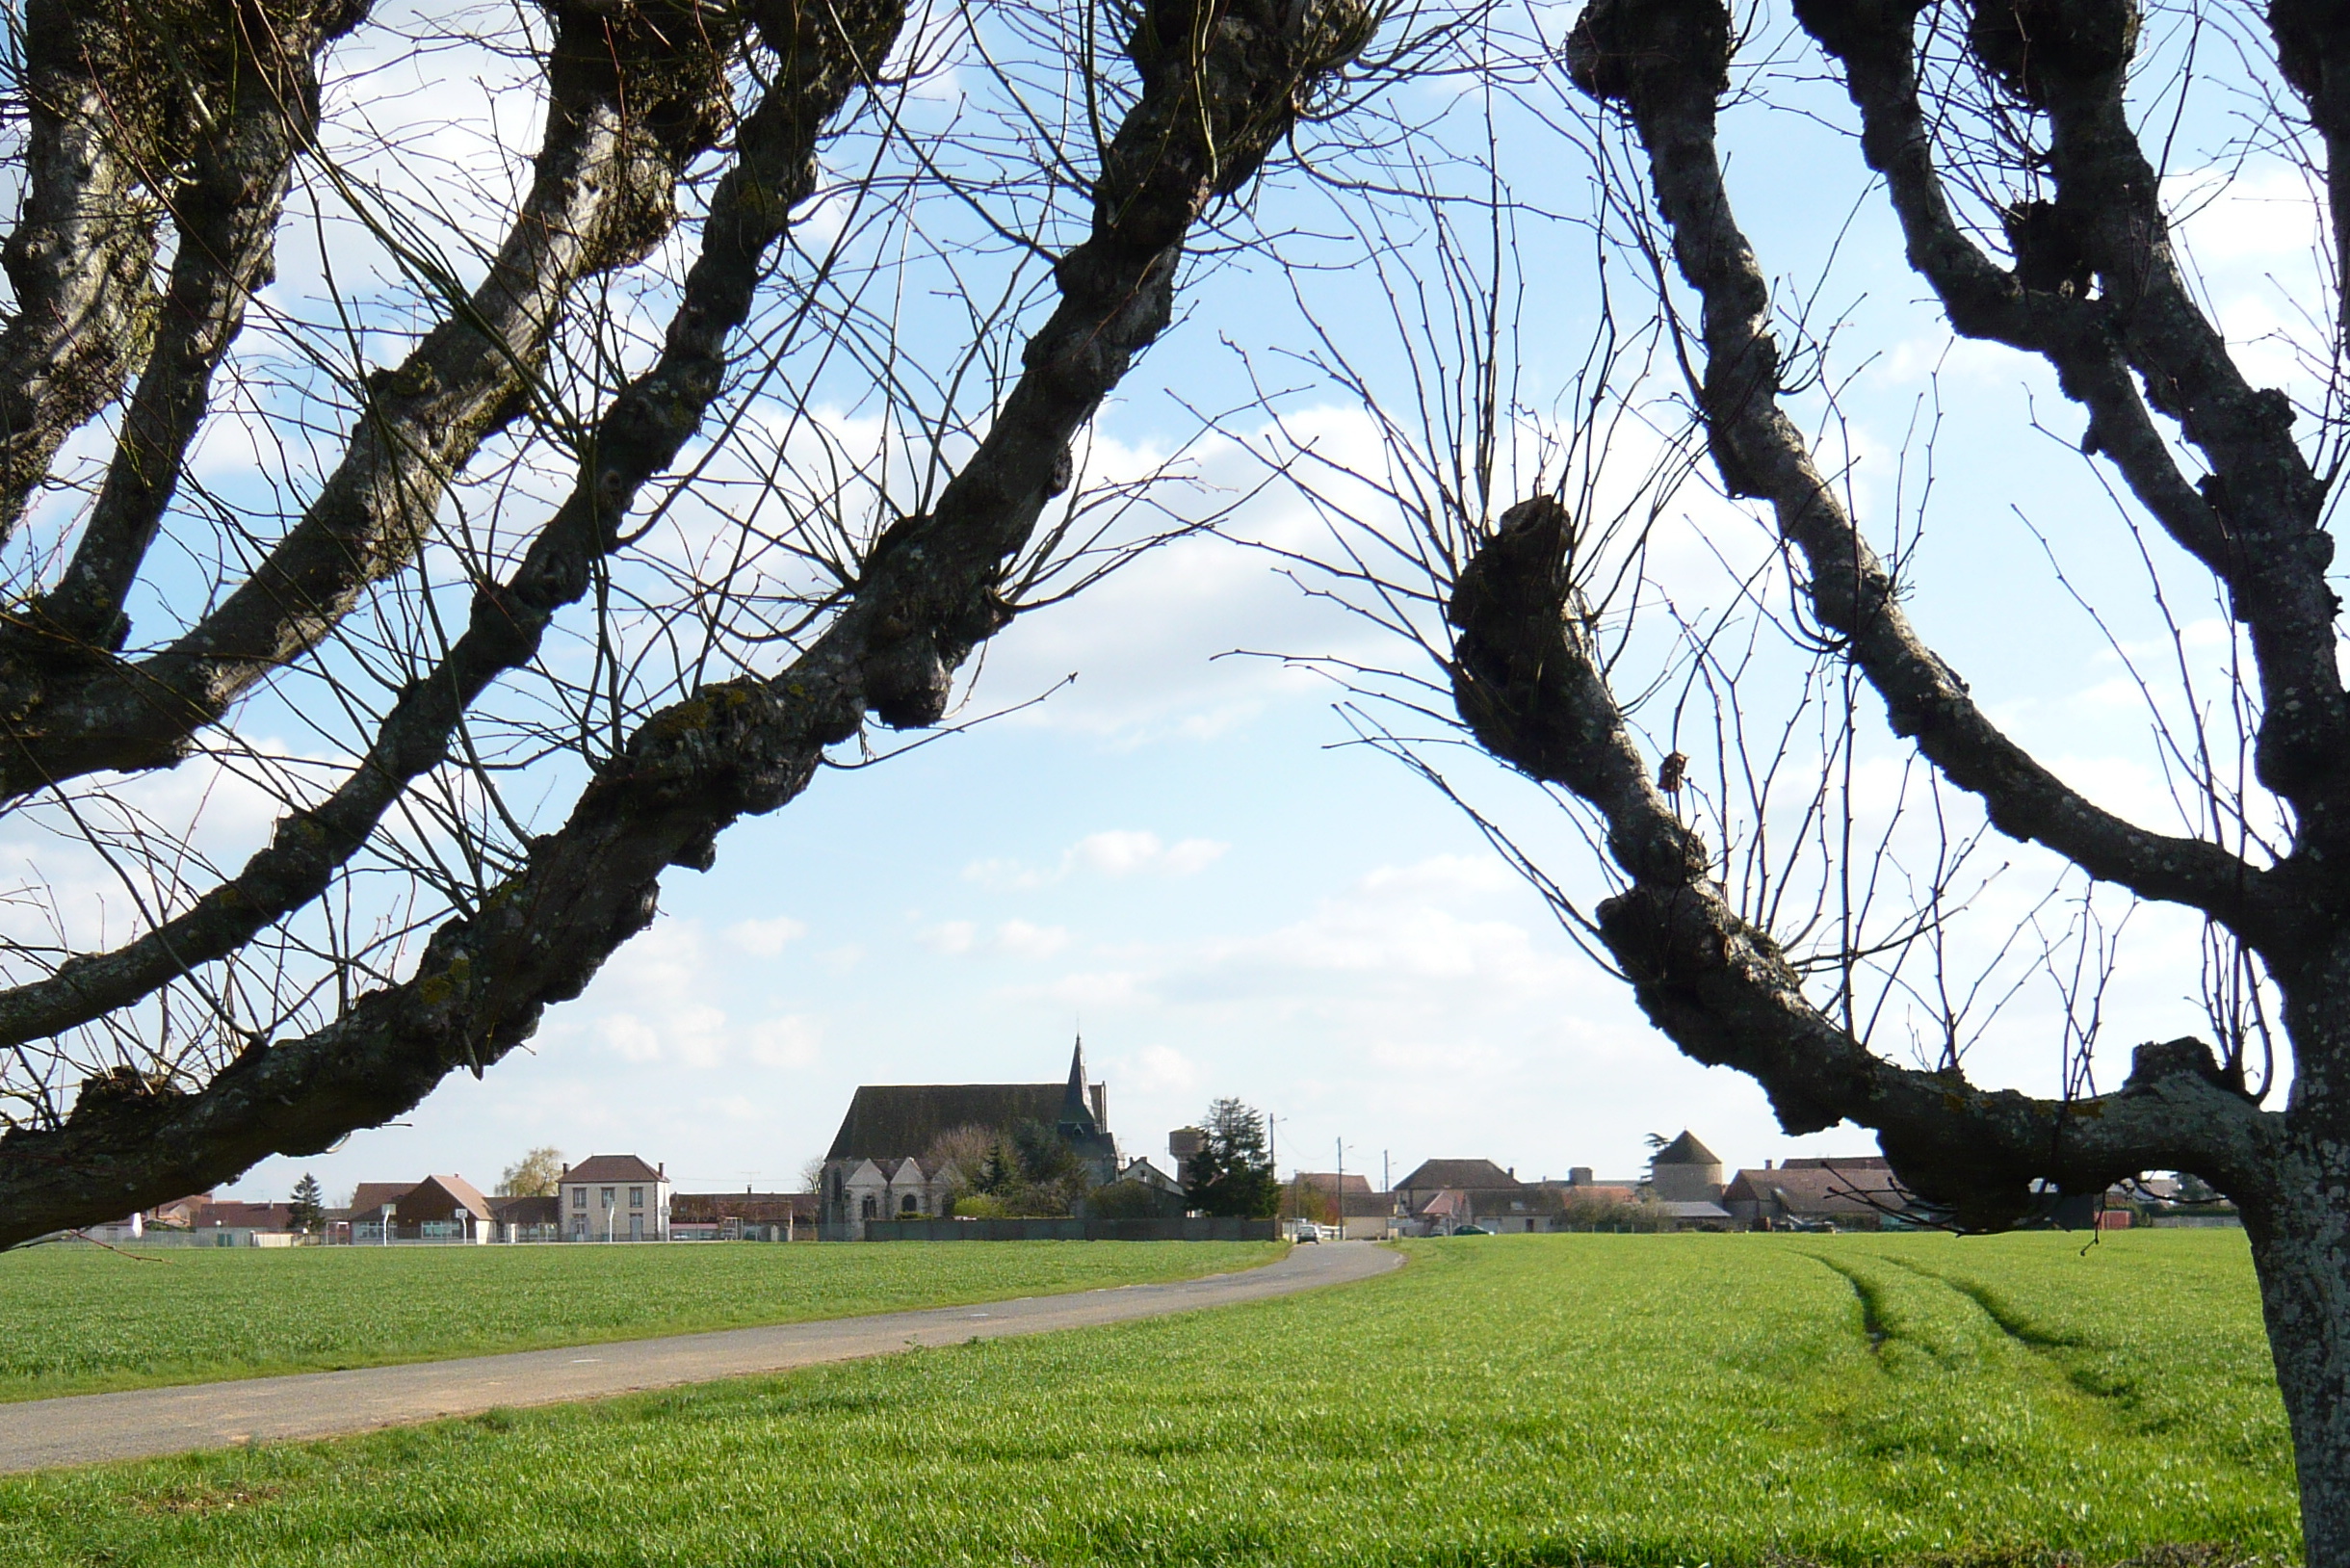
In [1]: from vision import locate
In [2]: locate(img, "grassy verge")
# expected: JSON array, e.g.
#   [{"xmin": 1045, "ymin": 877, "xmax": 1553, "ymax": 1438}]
[
  {"xmin": 0, "ymin": 1239, "xmax": 1283, "ymax": 1400},
  {"xmin": 0, "ymin": 1231, "xmax": 2297, "ymax": 1566}
]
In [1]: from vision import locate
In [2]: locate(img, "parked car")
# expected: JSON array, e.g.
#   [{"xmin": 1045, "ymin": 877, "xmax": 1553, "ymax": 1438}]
[{"xmin": 1451, "ymin": 1224, "xmax": 1492, "ymax": 1236}]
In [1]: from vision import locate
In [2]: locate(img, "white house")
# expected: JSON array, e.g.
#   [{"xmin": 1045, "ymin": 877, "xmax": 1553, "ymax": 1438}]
[{"xmin": 559, "ymin": 1154, "xmax": 671, "ymax": 1241}]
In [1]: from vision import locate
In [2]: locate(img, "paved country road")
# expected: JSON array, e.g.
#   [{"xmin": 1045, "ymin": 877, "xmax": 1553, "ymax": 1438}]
[{"xmin": 0, "ymin": 1240, "xmax": 1402, "ymax": 1474}]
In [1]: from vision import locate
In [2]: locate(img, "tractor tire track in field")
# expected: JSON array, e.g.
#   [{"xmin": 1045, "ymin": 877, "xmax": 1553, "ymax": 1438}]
[
  {"xmin": 1800, "ymin": 1252, "xmax": 1893, "ymax": 1353},
  {"xmin": 0, "ymin": 1241, "xmax": 1403, "ymax": 1474},
  {"xmin": 1801, "ymin": 1248, "xmax": 2132, "ymax": 1411},
  {"xmin": 1882, "ymin": 1255, "xmax": 2132, "ymax": 1407}
]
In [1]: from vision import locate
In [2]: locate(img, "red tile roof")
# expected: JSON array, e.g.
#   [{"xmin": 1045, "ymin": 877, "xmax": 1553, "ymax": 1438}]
[
  {"xmin": 346, "ymin": 1182, "xmax": 415, "ymax": 1216},
  {"xmin": 1296, "ymin": 1172, "xmax": 1373, "ymax": 1194},
  {"xmin": 561, "ymin": 1155, "xmax": 665, "ymax": 1183},
  {"xmin": 404, "ymin": 1174, "xmax": 493, "ymax": 1221}
]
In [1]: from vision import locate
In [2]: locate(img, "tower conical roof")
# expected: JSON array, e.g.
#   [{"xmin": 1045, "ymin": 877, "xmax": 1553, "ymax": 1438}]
[{"xmin": 1652, "ymin": 1130, "xmax": 1719, "ymax": 1166}]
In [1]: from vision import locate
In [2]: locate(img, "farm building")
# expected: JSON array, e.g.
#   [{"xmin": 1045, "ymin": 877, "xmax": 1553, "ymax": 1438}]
[
  {"xmin": 1391, "ymin": 1159, "xmax": 1525, "ymax": 1224},
  {"xmin": 1721, "ymin": 1158, "xmax": 1912, "ymax": 1229},
  {"xmin": 488, "ymin": 1193, "xmax": 561, "ymax": 1241},
  {"xmin": 1647, "ymin": 1132, "xmax": 1726, "ymax": 1203},
  {"xmin": 345, "ymin": 1175, "xmax": 494, "ymax": 1242},
  {"xmin": 669, "ymin": 1190, "xmax": 818, "ymax": 1241}
]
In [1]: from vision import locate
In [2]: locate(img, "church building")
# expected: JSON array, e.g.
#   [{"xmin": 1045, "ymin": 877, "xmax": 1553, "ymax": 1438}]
[{"xmin": 818, "ymin": 1041, "xmax": 1119, "ymax": 1239}]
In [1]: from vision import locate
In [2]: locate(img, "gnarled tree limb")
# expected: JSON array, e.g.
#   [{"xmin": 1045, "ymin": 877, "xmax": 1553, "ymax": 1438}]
[
  {"xmin": 0, "ymin": 0, "xmax": 907, "ymax": 1058},
  {"xmin": 1449, "ymin": 495, "xmax": 2276, "ymax": 1227},
  {"xmin": 0, "ymin": 0, "xmax": 742, "ymax": 797},
  {"xmin": 27, "ymin": 0, "xmax": 366, "ymax": 650},
  {"xmin": 0, "ymin": 0, "xmax": 1381, "ymax": 1246},
  {"xmin": 1559, "ymin": 0, "xmax": 2280, "ymax": 944}
]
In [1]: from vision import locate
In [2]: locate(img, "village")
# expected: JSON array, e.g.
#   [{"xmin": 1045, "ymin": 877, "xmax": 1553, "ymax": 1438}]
[{"xmin": 78, "ymin": 1043, "xmax": 2234, "ymax": 1248}]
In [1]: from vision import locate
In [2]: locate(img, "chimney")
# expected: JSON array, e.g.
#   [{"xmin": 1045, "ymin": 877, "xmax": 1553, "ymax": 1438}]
[
  {"xmin": 1569, "ymin": 1166, "xmax": 1593, "ymax": 1187},
  {"xmin": 1765, "ymin": 1159, "xmax": 1774, "ymax": 1169}
]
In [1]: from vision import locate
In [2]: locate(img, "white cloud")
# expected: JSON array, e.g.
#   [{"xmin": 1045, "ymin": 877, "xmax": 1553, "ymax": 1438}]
[
  {"xmin": 917, "ymin": 916, "xmax": 1071, "ymax": 959},
  {"xmin": 559, "ymin": 920, "xmax": 819, "ymax": 1074},
  {"xmin": 599, "ymin": 1014, "xmax": 665, "ymax": 1064},
  {"xmin": 995, "ymin": 919, "xmax": 1071, "ymax": 959},
  {"xmin": 1078, "ymin": 829, "xmax": 1227, "ymax": 876},
  {"xmin": 1357, "ymin": 853, "xmax": 1515, "ymax": 898},
  {"xmin": 967, "ymin": 828, "xmax": 1229, "ymax": 888},
  {"xmin": 746, "ymin": 1016, "xmax": 822, "ymax": 1068},
  {"xmin": 1128, "ymin": 1043, "xmax": 1201, "ymax": 1094},
  {"xmin": 602, "ymin": 1003, "xmax": 728, "ymax": 1068},
  {"xmin": 724, "ymin": 916, "xmax": 807, "ymax": 957},
  {"xmin": 920, "ymin": 920, "xmax": 978, "ymax": 955}
]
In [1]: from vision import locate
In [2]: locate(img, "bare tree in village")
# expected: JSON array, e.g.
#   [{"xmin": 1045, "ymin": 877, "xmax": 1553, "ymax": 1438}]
[
  {"xmin": 0, "ymin": 0, "xmax": 1385, "ymax": 1243},
  {"xmin": 1267, "ymin": 0, "xmax": 2350, "ymax": 1555}
]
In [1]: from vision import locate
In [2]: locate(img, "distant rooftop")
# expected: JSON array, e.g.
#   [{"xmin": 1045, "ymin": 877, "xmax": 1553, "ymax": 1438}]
[
  {"xmin": 561, "ymin": 1154, "xmax": 665, "ymax": 1184},
  {"xmin": 1395, "ymin": 1159, "xmax": 1519, "ymax": 1191},
  {"xmin": 1650, "ymin": 1131, "xmax": 1720, "ymax": 1166}
]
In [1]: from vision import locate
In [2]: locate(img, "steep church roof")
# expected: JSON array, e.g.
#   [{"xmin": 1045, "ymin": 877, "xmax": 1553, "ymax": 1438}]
[{"xmin": 825, "ymin": 1041, "xmax": 1113, "ymax": 1164}]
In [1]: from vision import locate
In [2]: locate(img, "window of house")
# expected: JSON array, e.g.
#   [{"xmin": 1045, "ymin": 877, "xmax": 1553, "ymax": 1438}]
[
  {"xmin": 572, "ymin": 1188, "xmax": 586, "ymax": 1209},
  {"xmin": 601, "ymin": 1187, "xmax": 614, "ymax": 1210},
  {"xmin": 630, "ymin": 1187, "xmax": 643, "ymax": 1208}
]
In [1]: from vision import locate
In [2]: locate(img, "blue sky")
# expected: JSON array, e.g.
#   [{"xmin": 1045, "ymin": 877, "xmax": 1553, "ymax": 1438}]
[{"xmin": 11, "ymin": 1, "xmax": 2319, "ymax": 1208}]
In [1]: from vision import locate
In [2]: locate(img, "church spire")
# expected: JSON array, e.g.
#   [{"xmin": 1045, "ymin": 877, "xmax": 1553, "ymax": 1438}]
[{"xmin": 1059, "ymin": 1033, "xmax": 1096, "ymax": 1136}]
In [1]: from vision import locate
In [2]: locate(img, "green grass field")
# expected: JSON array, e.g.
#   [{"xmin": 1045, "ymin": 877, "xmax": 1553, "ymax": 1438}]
[
  {"xmin": 0, "ymin": 1239, "xmax": 1282, "ymax": 1400},
  {"xmin": 0, "ymin": 1231, "xmax": 2298, "ymax": 1566}
]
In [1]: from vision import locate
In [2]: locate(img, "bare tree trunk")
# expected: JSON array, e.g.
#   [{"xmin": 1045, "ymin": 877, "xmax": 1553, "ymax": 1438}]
[
  {"xmin": 1292, "ymin": 0, "xmax": 2350, "ymax": 1558},
  {"xmin": 2247, "ymin": 1214, "xmax": 2350, "ymax": 1562},
  {"xmin": 2242, "ymin": 1005, "xmax": 2350, "ymax": 1566}
]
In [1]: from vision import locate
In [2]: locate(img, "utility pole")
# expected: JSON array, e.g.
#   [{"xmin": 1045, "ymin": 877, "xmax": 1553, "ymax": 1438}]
[{"xmin": 1330, "ymin": 1138, "xmax": 1357, "ymax": 1238}]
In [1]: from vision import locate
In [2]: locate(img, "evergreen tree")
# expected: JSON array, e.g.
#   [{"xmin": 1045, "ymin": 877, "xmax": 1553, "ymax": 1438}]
[
  {"xmin": 288, "ymin": 1173, "xmax": 325, "ymax": 1236},
  {"xmin": 1186, "ymin": 1098, "xmax": 1280, "ymax": 1218}
]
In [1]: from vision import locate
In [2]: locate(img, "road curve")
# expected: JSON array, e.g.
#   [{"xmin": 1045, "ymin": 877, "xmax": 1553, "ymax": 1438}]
[{"xmin": 0, "ymin": 1240, "xmax": 1401, "ymax": 1473}]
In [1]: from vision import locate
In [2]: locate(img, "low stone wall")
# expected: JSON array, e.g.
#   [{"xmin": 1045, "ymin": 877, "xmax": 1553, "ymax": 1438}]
[{"xmin": 858, "ymin": 1216, "xmax": 1279, "ymax": 1242}]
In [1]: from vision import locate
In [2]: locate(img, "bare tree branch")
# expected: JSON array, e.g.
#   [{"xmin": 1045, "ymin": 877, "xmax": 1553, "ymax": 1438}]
[
  {"xmin": 0, "ymin": 0, "xmax": 1382, "ymax": 1247},
  {"xmin": 0, "ymin": 0, "xmax": 744, "ymax": 797},
  {"xmin": 1449, "ymin": 494, "xmax": 2272, "ymax": 1227}
]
